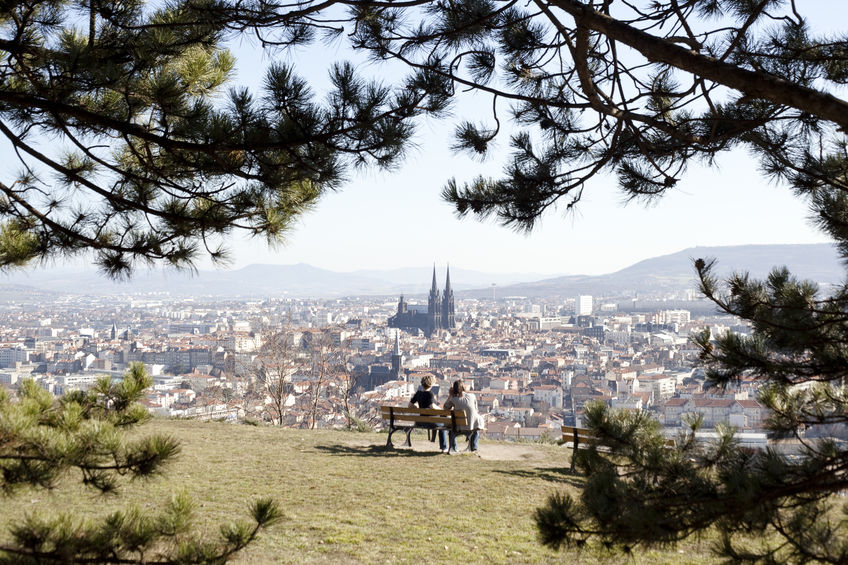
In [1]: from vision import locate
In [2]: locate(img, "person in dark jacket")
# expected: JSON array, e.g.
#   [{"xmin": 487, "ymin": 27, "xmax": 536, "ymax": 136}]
[{"xmin": 409, "ymin": 374, "xmax": 448, "ymax": 452}]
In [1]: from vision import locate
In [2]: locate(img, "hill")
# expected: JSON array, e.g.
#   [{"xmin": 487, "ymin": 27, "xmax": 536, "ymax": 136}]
[
  {"xmin": 0, "ymin": 420, "xmax": 719, "ymax": 564},
  {"xmin": 0, "ymin": 243, "xmax": 838, "ymax": 298},
  {"xmin": 0, "ymin": 264, "xmax": 548, "ymax": 298},
  {"xmin": 462, "ymin": 243, "xmax": 841, "ymax": 298}
]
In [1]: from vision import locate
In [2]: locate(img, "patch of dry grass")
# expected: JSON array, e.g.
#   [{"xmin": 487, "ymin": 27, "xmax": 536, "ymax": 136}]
[{"xmin": 0, "ymin": 419, "xmax": 721, "ymax": 564}]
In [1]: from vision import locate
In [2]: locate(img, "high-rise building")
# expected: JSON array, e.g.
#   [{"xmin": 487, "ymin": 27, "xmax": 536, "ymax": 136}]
[
  {"xmin": 575, "ymin": 295, "xmax": 593, "ymax": 316},
  {"xmin": 662, "ymin": 309, "xmax": 691, "ymax": 325}
]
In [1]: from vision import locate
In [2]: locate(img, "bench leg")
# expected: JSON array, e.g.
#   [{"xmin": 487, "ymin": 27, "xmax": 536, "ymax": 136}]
[
  {"xmin": 386, "ymin": 426, "xmax": 396, "ymax": 447},
  {"xmin": 570, "ymin": 433, "xmax": 579, "ymax": 473},
  {"xmin": 405, "ymin": 427, "xmax": 414, "ymax": 447}
]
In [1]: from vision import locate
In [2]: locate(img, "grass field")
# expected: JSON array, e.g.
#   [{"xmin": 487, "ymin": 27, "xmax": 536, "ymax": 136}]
[{"xmin": 1, "ymin": 419, "xmax": 723, "ymax": 564}]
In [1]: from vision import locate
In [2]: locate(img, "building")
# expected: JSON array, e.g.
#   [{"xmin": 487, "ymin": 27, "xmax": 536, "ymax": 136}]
[
  {"xmin": 575, "ymin": 295, "xmax": 593, "ymax": 316},
  {"xmin": 0, "ymin": 347, "xmax": 31, "ymax": 368},
  {"xmin": 390, "ymin": 332, "xmax": 403, "ymax": 379},
  {"xmin": 388, "ymin": 266, "xmax": 457, "ymax": 337},
  {"xmin": 661, "ymin": 309, "xmax": 691, "ymax": 325},
  {"xmin": 662, "ymin": 397, "xmax": 764, "ymax": 429}
]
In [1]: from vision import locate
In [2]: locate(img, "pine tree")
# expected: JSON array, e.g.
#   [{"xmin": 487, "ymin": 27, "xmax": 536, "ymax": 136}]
[
  {"xmin": 0, "ymin": 0, "xmax": 449, "ymax": 277},
  {"xmin": 0, "ymin": 363, "xmax": 280, "ymax": 564}
]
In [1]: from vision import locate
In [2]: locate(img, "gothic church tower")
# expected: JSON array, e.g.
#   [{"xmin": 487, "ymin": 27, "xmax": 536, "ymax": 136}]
[
  {"xmin": 442, "ymin": 266, "xmax": 456, "ymax": 330},
  {"xmin": 387, "ymin": 264, "xmax": 457, "ymax": 338},
  {"xmin": 391, "ymin": 331, "xmax": 403, "ymax": 379},
  {"xmin": 427, "ymin": 265, "xmax": 442, "ymax": 336}
]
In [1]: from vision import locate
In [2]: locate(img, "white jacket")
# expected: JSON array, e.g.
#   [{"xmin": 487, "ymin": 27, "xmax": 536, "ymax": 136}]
[{"xmin": 444, "ymin": 393, "xmax": 485, "ymax": 431}]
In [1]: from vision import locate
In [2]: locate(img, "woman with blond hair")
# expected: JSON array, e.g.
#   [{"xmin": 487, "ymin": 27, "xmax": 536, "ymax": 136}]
[{"xmin": 444, "ymin": 379, "xmax": 484, "ymax": 453}]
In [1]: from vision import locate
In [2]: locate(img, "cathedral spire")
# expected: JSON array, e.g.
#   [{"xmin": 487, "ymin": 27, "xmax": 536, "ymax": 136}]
[
  {"xmin": 391, "ymin": 331, "xmax": 403, "ymax": 379},
  {"xmin": 388, "ymin": 264, "xmax": 457, "ymax": 339},
  {"xmin": 431, "ymin": 264, "xmax": 439, "ymax": 294},
  {"xmin": 428, "ymin": 263, "xmax": 441, "ymax": 336},
  {"xmin": 442, "ymin": 264, "xmax": 456, "ymax": 331}
]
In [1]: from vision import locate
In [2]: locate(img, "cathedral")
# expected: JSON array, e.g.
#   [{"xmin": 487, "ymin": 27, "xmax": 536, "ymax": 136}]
[{"xmin": 388, "ymin": 266, "xmax": 456, "ymax": 337}]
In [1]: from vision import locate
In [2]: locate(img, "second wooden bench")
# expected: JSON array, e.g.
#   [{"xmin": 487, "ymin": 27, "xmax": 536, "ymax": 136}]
[{"xmin": 561, "ymin": 425, "xmax": 675, "ymax": 471}]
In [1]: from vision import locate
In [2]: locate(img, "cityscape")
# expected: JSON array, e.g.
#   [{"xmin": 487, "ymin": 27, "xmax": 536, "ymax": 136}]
[{"xmin": 0, "ymin": 248, "xmax": 805, "ymax": 448}]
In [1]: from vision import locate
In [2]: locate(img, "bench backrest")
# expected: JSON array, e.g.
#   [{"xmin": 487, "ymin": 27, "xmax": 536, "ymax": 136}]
[
  {"xmin": 561, "ymin": 426, "xmax": 676, "ymax": 448},
  {"xmin": 561, "ymin": 426, "xmax": 602, "ymax": 445},
  {"xmin": 381, "ymin": 406, "xmax": 468, "ymax": 430}
]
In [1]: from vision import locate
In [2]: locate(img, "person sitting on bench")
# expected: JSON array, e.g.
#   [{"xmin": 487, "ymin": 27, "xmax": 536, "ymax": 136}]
[
  {"xmin": 409, "ymin": 374, "xmax": 448, "ymax": 453},
  {"xmin": 444, "ymin": 379, "xmax": 484, "ymax": 453}
]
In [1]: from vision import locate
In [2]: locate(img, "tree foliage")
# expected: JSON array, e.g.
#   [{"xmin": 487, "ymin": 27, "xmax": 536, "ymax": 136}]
[
  {"xmin": 0, "ymin": 363, "xmax": 280, "ymax": 564},
  {"xmin": 9, "ymin": 0, "xmax": 847, "ymax": 275},
  {"xmin": 321, "ymin": 0, "xmax": 848, "ymax": 230},
  {"xmin": 0, "ymin": 0, "xmax": 447, "ymax": 277},
  {"xmin": 535, "ymin": 398, "xmax": 848, "ymax": 563}
]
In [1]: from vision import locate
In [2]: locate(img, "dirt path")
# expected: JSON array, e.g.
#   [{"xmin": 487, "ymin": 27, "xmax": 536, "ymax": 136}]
[{"xmin": 343, "ymin": 437, "xmax": 553, "ymax": 462}]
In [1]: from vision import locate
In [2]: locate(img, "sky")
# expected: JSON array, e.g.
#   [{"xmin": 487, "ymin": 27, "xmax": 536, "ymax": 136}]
[
  {"xmin": 4, "ymin": 3, "xmax": 837, "ymax": 279},
  {"xmin": 234, "ymin": 124, "xmax": 827, "ymax": 277},
  {"xmin": 218, "ymin": 20, "xmax": 831, "ymax": 277}
]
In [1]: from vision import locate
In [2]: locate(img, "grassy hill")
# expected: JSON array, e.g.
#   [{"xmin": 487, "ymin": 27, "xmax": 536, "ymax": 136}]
[{"xmin": 0, "ymin": 420, "xmax": 721, "ymax": 564}]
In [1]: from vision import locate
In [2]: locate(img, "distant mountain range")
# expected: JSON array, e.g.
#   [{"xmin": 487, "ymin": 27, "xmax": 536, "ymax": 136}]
[
  {"xmin": 0, "ymin": 243, "xmax": 841, "ymax": 299},
  {"xmin": 462, "ymin": 243, "xmax": 843, "ymax": 299},
  {"xmin": 0, "ymin": 263, "xmax": 550, "ymax": 299}
]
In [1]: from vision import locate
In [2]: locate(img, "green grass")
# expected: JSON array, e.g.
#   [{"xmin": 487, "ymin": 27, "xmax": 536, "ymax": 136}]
[{"xmin": 0, "ymin": 420, "xmax": 721, "ymax": 564}]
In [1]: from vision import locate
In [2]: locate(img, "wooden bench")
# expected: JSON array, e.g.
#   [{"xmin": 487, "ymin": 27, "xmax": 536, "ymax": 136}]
[
  {"xmin": 381, "ymin": 406, "xmax": 471, "ymax": 450},
  {"xmin": 561, "ymin": 425, "xmax": 675, "ymax": 472}
]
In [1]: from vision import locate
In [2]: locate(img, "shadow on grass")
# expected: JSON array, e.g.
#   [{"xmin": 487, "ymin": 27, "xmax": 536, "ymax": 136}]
[
  {"xmin": 314, "ymin": 443, "xmax": 447, "ymax": 458},
  {"xmin": 492, "ymin": 467, "xmax": 585, "ymax": 487}
]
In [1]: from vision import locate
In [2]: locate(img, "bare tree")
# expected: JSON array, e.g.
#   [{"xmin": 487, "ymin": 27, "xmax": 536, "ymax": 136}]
[
  {"xmin": 338, "ymin": 344, "xmax": 366, "ymax": 430},
  {"xmin": 250, "ymin": 324, "xmax": 301, "ymax": 426},
  {"xmin": 321, "ymin": 336, "xmax": 370, "ymax": 431},
  {"xmin": 302, "ymin": 329, "xmax": 339, "ymax": 429}
]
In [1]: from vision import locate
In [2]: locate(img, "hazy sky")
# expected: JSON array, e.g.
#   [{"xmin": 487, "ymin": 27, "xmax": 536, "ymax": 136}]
[
  {"xmin": 5, "ymin": 4, "xmax": 836, "ymax": 279},
  {"xmin": 233, "ymin": 125, "xmax": 827, "ymax": 276},
  {"xmin": 219, "ymin": 15, "xmax": 831, "ymax": 277}
]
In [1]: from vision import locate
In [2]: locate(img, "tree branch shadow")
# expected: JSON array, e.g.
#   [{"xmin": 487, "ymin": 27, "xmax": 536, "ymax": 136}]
[
  {"xmin": 313, "ymin": 443, "xmax": 446, "ymax": 458},
  {"xmin": 492, "ymin": 467, "xmax": 585, "ymax": 487}
]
